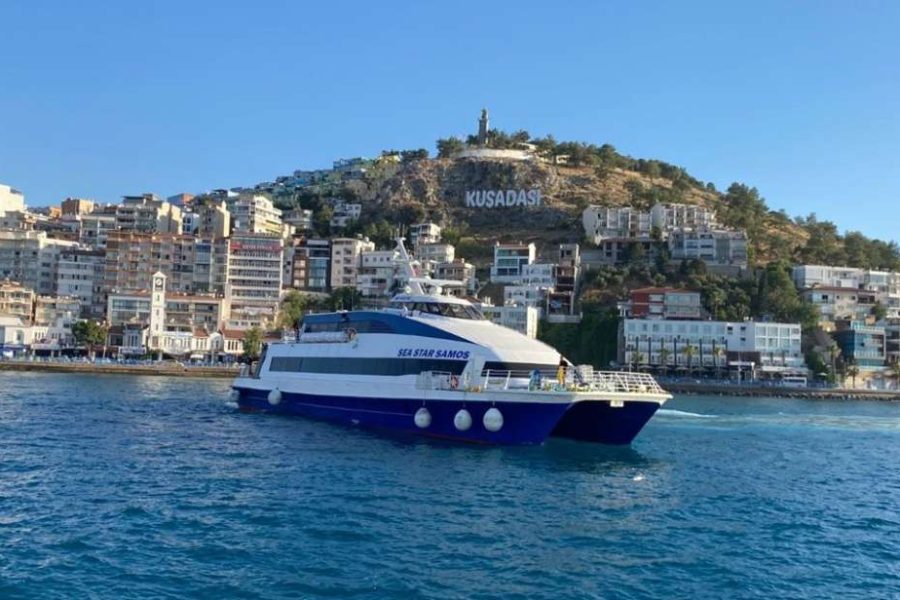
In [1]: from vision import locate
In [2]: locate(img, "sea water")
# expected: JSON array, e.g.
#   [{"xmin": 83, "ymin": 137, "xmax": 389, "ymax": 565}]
[{"xmin": 1, "ymin": 373, "xmax": 898, "ymax": 599}]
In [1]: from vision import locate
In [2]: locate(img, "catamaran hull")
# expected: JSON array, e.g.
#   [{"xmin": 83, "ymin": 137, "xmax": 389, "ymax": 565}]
[
  {"xmin": 232, "ymin": 386, "xmax": 572, "ymax": 445},
  {"xmin": 551, "ymin": 399, "xmax": 663, "ymax": 445}
]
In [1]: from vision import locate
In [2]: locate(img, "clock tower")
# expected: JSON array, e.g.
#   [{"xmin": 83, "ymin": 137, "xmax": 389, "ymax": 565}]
[{"xmin": 149, "ymin": 272, "xmax": 167, "ymax": 344}]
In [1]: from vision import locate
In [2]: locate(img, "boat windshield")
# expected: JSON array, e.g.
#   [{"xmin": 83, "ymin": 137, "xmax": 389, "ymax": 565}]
[{"xmin": 391, "ymin": 301, "xmax": 485, "ymax": 320}]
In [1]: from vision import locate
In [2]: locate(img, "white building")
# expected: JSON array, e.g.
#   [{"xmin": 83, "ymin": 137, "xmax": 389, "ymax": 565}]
[
  {"xmin": 330, "ymin": 237, "xmax": 375, "ymax": 289},
  {"xmin": 0, "ymin": 316, "xmax": 31, "ymax": 356},
  {"xmin": 284, "ymin": 208, "xmax": 313, "ymax": 231},
  {"xmin": 793, "ymin": 265, "xmax": 900, "ymax": 322},
  {"xmin": 79, "ymin": 210, "xmax": 117, "ymax": 249},
  {"xmin": 521, "ymin": 263, "xmax": 556, "ymax": 288},
  {"xmin": 649, "ymin": 203, "xmax": 716, "ymax": 230},
  {"xmin": 582, "ymin": 206, "xmax": 652, "ymax": 244},
  {"xmin": 357, "ymin": 249, "xmax": 399, "ymax": 298},
  {"xmin": 417, "ymin": 242, "xmax": 455, "ymax": 265},
  {"xmin": 0, "ymin": 184, "xmax": 26, "ymax": 214},
  {"xmin": 230, "ymin": 193, "xmax": 285, "ymax": 237},
  {"xmin": 225, "ymin": 234, "xmax": 284, "ymax": 329},
  {"xmin": 480, "ymin": 304, "xmax": 539, "ymax": 339},
  {"xmin": 503, "ymin": 285, "xmax": 546, "ymax": 310},
  {"xmin": 668, "ymin": 228, "xmax": 748, "ymax": 267},
  {"xmin": 0, "ymin": 230, "xmax": 79, "ymax": 295},
  {"xmin": 490, "ymin": 242, "xmax": 536, "ymax": 283},
  {"xmin": 620, "ymin": 318, "xmax": 804, "ymax": 377},
  {"xmin": 410, "ymin": 222, "xmax": 442, "ymax": 246},
  {"xmin": 329, "ymin": 201, "xmax": 362, "ymax": 229},
  {"xmin": 116, "ymin": 194, "xmax": 183, "ymax": 234}
]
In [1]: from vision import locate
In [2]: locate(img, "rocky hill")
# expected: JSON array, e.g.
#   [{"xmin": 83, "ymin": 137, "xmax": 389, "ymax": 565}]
[
  {"xmin": 329, "ymin": 155, "xmax": 806, "ymax": 264},
  {"xmin": 266, "ymin": 133, "xmax": 896, "ymax": 271}
]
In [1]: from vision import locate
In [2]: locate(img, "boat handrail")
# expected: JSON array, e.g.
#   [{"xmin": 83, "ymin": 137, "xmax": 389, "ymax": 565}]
[{"xmin": 416, "ymin": 368, "xmax": 667, "ymax": 394}]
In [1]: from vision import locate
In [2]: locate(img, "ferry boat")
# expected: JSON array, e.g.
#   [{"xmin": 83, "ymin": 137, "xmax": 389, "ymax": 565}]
[{"xmin": 230, "ymin": 244, "xmax": 671, "ymax": 445}]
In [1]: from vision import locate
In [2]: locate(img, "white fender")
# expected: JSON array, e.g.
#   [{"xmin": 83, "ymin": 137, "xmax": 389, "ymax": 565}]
[
  {"xmin": 483, "ymin": 407, "xmax": 504, "ymax": 432},
  {"xmin": 414, "ymin": 407, "xmax": 432, "ymax": 429},
  {"xmin": 229, "ymin": 389, "xmax": 240, "ymax": 402},
  {"xmin": 267, "ymin": 389, "xmax": 282, "ymax": 406},
  {"xmin": 454, "ymin": 409, "xmax": 472, "ymax": 431}
]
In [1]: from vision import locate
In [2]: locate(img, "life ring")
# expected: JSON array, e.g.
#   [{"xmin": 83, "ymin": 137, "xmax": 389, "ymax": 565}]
[
  {"xmin": 346, "ymin": 327, "xmax": 357, "ymax": 341},
  {"xmin": 449, "ymin": 374, "xmax": 460, "ymax": 390}
]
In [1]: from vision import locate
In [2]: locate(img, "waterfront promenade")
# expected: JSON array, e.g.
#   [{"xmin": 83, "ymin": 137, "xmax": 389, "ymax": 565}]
[
  {"xmin": 2, "ymin": 359, "xmax": 898, "ymax": 400},
  {"xmin": 0, "ymin": 358, "xmax": 237, "ymax": 379}
]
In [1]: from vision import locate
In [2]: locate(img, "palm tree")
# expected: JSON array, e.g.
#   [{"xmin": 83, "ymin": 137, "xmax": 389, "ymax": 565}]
[
  {"xmin": 714, "ymin": 346, "xmax": 726, "ymax": 379},
  {"xmin": 659, "ymin": 348, "xmax": 671, "ymax": 376},
  {"xmin": 846, "ymin": 362, "xmax": 860, "ymax": 389},
  {"xmin": 890, "ymin": 362, "xmax": 900, "ymax": 391},
  {"xmin": 684, "ymin": 345, "xmax": 698, "ymax": 375},
  {"xmin": 632, "ymin": 351, "xmax": 645, "ymax": 371}
]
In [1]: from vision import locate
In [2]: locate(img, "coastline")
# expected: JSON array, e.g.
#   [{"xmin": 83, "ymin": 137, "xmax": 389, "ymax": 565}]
[
  {"xmin": 0, "ymin": 361, "xmax": 237, "ymax": 379},
  {"xmin": 663, "ymin": 382, "xmax": 900, "ymax": 401},
  {"xmin": 1, "ymin": 361, "xmax": 898, "ymax": 400}
]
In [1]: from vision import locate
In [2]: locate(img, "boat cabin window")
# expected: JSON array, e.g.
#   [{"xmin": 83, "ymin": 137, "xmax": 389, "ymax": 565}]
[{"xmin": 391, "ymin": 301, "xmax": 484, "ymax": 320}]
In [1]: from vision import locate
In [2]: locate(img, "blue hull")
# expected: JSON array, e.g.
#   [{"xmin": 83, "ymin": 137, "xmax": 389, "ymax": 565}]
[
  {"xmin": 233, "ymin": 386, "xmax": 571, "ymax": 445},
  {"xmin": 551, "ymin": 400, "xmax": 661, "ymax": 445}
]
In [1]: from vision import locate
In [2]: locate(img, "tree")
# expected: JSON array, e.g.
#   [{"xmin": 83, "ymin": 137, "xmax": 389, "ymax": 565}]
[
  {"xmin": 72, "ymin": 320, "xmax": 108, "ymax": 356},
  {"xmin": 890, "ymin": 362, "xmax": 900, "ymax": 391},
  {"xmin": 400, "ymin": 149, "xmax": 429, "ymax": 163},
  {"xmin": 845, "ymin": 362, "xmax": 860, "ymax": 389},
  {"xmin": 871, "ymin": 301, "xmax": 887, "ymax": 322},
  {"xmin": 713, "ymin": 346, "xmax": 726, "ymax": 378},
  {"xmin": 278, "ymin": 291, "xmax": 310, "ymax": 330},
  {"xmin": 313, "ymin": 205, "xmax": 333, "ymax": 237},
  {"xmin": 329, "ymin": 287, "xmax": 362, "ymax": 311},
  {"xmin": 684, "ymin": 345, "xmax": 698, "ymax": 374},
  {"xmin": 242, "ymin": 327, "xmax": 263, "ymax": 361},
  {"xmin": 436, "ymin": 137, "xmax": 464, "ymax": 158},
  {"xmin": 631, "ymin": 350, "xmax": 645, "ymax": 371},
  {"xmin": 658, "ymin": 348, "xmax": 672, "ymax": 375}
]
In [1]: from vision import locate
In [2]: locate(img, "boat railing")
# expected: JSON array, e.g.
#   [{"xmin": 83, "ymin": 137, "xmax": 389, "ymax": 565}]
[{"xmin": 417, "ymin": 368, "xmax": 667, "ymax": 395}]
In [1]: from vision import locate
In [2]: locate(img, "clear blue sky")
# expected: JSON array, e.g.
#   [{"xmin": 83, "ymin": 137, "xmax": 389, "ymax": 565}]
[{"xmin": 1, "ymin": 1, "xmax": 897, "ymax": 242}]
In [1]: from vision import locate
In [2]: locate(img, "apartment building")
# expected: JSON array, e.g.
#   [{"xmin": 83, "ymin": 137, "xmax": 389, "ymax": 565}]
[
  {"xmin": 290, "ymin": 238, "xmax": 332, "ymax": 292},
  {"xmin": 0, "ymin": 230, "xmax": 79, "ymax": 295},
  {"xmin": 435, "ymin": 259, "xmax": 476, "ymax": 295},
  {"xmin": 56, "ymin": 248, "xmax": 106, "ymax": 318},
  {"xmin": 224, "ymin": 233, "xmax": 284, "ymax": 329},
  {"xmin": 490, "ymin": 242, "xmax": 536, "ymax": 283},
  {"xmin": 104, "ymin": 231, "xmax": 212, "ymax": 294},
  {"xmin": 61, "ymin": 198, "xmax": 95, "ymax": 216},
  {"xmin": 0, "ymin": 281, "xmax": 35, "ymax": 322},
  {"xmin": 626, "ymin": 288, "xmax": 703, "ymax": 320},
  {"xmin": 330, "ymin": 237, "xmax": 375, "ymax": 289},
  {"xmin": 116, "ymin": 194, "xmax": 183, "ymax": 234},
  {"xmin": 230, "ymin": 193, "xmax": 284, "ymax": 237},
  {"xmin": 480, "ymin": 304, "xmax": 539, "ymax": 338},
  {"xmin": 668, "ymin": 228, "xmax": 748, "ymax": 266},
  {"xmin": 358, "ymin": 249, "xmax": 399, "ymax": 298},
  {"xmin": 410, "ymin": 222, "xmax": 442, "ymax": 247},
  {"xmin": 0, "ymin": 184, "xmax": 26, "ymax": 214}
]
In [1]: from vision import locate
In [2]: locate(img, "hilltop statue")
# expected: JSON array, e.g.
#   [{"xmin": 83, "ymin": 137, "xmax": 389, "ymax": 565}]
[{"xmin": 477, "ymin": 108, "xmax": 490, "ymax": 146}]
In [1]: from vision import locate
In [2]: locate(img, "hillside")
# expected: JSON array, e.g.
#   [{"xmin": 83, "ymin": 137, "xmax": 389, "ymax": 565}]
[
  {"xmin": 265, "ymin": 131, "xmax": 897, "ymax": 272},
  {"xmin": 296, "ymin": 155, "xmax": 806, "ymax": 264}
]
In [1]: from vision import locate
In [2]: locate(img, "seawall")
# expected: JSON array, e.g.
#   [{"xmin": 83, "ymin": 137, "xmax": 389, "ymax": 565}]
[
  {"xmin": 0, "ymin": 362, "xmax": 237, "ymax": 379},
  {"xmin": 664, "ymin": 382, "xmax": 900, "ymax": 401}
]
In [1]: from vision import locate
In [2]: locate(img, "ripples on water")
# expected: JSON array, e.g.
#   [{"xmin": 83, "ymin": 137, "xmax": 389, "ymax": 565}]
[{"xmin": 0, "ymin": 374, "xmax": 898, "ymax": 599}]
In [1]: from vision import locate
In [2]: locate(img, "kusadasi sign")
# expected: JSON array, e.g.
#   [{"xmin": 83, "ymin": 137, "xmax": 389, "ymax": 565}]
[{"xmin": 465, "ymin": 189, "xmax": 542, "ymax": 208}]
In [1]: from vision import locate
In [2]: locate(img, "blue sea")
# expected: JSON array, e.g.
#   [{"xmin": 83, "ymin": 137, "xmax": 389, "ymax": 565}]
[{"xmin": 1, "ymin": 373, "xmax": 898, "ymax": 599}]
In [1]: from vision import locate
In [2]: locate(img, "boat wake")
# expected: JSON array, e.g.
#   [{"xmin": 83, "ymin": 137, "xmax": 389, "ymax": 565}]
[{"xmin": 657, "ymin": 409, "xmax": 717, "ymax": 419}]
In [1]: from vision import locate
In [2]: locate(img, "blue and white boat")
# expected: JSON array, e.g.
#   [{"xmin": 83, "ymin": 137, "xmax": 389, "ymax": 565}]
[{"xmin": 231, "ymin": 243, "xmax": 671, "ymax": 445}]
